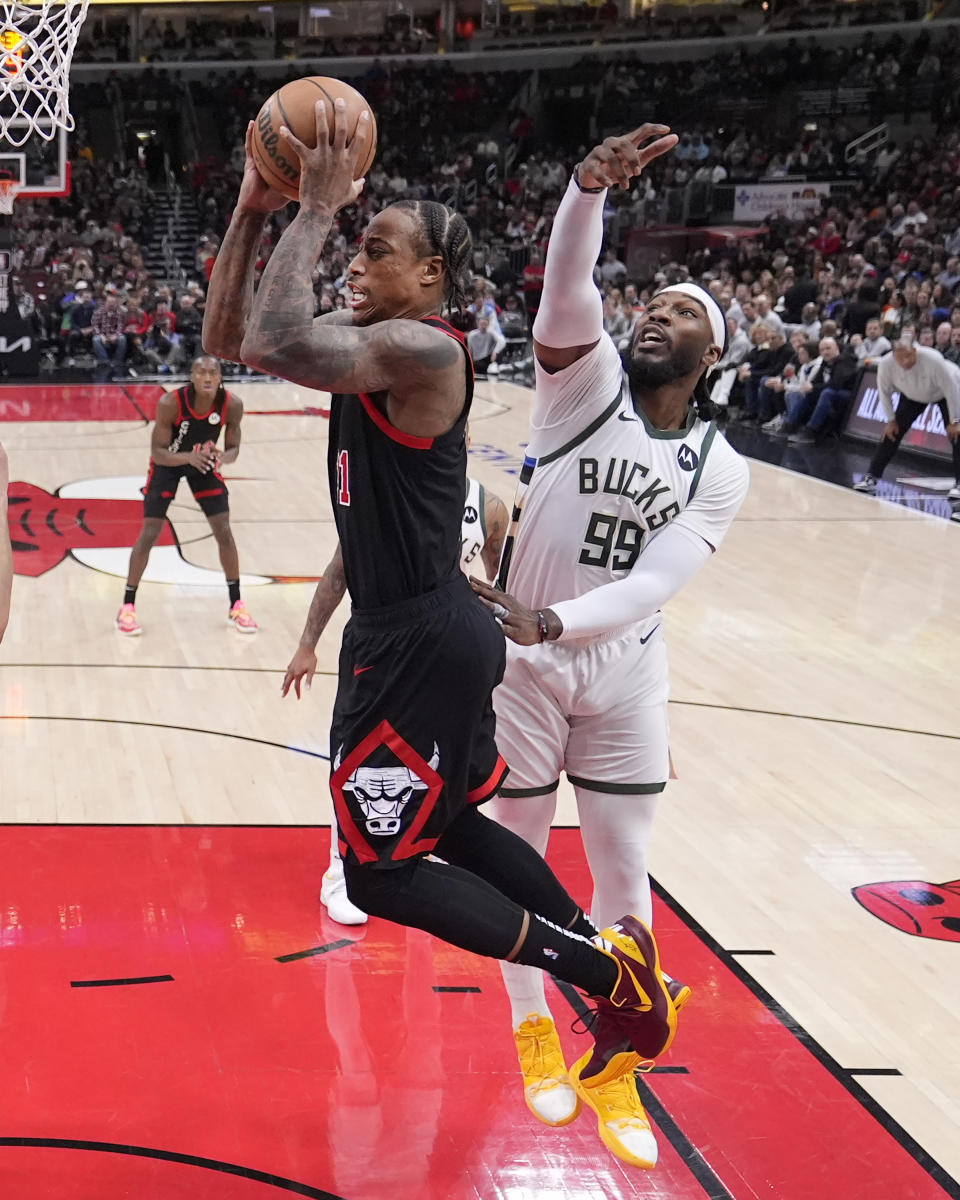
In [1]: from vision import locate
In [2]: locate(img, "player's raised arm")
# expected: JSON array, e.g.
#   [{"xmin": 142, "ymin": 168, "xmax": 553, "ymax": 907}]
[
  {"xmin": 239, "ymin": 100, "xmax": 464, "ymax": 430},
  {"xmin": 203, "ymin": 122, "xmax": 290, "ymax": 363},
  {"xmin": 533, "ymin": 125, "xmax": 677, "ymax": 374}
]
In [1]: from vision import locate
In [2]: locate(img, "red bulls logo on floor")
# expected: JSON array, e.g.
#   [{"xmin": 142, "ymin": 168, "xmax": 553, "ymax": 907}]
[
  {"xmin": 5, "ymin": 476, "xmax": 317, "ymax": 586},
  {"xmin": 852, "ymin": 879, "xmax": 960, "ymax": 943}
]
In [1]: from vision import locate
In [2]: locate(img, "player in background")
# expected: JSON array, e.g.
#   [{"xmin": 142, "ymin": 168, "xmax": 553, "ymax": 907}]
[
  {"xmin": 202, "ymin": 102, "xmax": 684, "ymax": 1084},
  {"xmin": 471, "ymin": 125, "xmax": 750, "ymax": 1170},
  {"xmin": 0, "ymin": 440, "xmax": 12, "ymax": 644},
  {"xmin": 282, "ymin": 465, "xmax": 508, "ymax": 926},
  {"xmin": 116, "ymin": 355, "xmax": 258, "ymax": 636}
]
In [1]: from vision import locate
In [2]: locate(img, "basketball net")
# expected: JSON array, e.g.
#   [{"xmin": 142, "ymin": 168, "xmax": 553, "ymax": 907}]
[
  {"xmin": 0, "ymin": 0, "xmax": 90, "ymax": 146},
  {"xmin": 0, "ymin": 175, "xmax": 20, "ymax": 214}
]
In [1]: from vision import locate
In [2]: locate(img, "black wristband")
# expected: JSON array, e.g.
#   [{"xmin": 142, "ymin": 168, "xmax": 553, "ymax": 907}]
[
  {"xmin": 572, "ymin": 164, "xmax": 604, "ymax": 194},
  {"xmin": 537, "ymin": 610, "xmax": 550, "ymax": 642}
]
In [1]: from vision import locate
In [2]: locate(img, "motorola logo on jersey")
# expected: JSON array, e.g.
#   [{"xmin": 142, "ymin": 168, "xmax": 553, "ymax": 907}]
[
  {"xmin": 463, "ymin": 505, "xmax": 478, "ymax": 523},
  {"xmin": 677, "ymin": 444, "xmax": 699, "ymax": 472}
]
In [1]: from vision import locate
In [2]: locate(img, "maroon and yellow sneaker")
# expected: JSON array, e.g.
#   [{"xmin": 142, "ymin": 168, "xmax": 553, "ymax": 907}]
[{"xmin": 579, "ymin": 916, "xmax": 684, "ymax": 1090}]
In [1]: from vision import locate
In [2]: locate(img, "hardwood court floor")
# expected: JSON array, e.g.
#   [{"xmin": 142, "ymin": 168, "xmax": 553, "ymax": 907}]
[{"xmin": 1, "ymin": 378, "xmax": 959, "ymax": 1198}]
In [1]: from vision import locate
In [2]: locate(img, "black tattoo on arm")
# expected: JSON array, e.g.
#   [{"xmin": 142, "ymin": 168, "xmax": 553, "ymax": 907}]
[
  {"xmin": 244, "ymin": 312, "xmax": 461, "ymax": 399},
  {"xmin": 242, "ymin": 209, "xmax": 334, "ymax": 363},
  {"xmin": 300, "ymin": 544, "xmax": 347, "ymax": 648},
  {"xmin": 203, "ymin": 211, "xmax": 268, "ymax": 361}
]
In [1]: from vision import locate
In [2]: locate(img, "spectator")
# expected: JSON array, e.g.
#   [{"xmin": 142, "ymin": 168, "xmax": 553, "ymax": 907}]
[
  {"xmin": 176, "ymin": 294, "xmax": 204, "ymax": 361},
  {"xmin": 783, "ymin": 336, "xmax": 859, "ymax": 444},
  {"xmin": 851, "ymin": 317, "xmax": 892, "ymax": 366},
  {"xmin": 762, "ymin": 341, "xmax": 822, "ymax": 435},
  {"xmin": 91, "ymin": 291, "xmax": 127, "ymax": 379},
  {"xmin": 710, "ymin": 314, "xmax": 752, "ymax": 408}
]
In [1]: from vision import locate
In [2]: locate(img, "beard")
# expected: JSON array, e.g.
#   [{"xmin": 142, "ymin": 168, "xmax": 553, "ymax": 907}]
[{"xmin": 623, "ymin": 341, "xmax": 704, "ymax": 393}]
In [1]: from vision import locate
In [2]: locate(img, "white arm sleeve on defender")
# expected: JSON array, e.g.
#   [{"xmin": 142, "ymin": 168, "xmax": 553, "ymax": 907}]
[
  {"xmin": 532, "ymin": 176, "xmax": 606, "ymax": 351},
  {"xmin": 549, "ymin": 522, "xmax": 713, "ymax": 641}
]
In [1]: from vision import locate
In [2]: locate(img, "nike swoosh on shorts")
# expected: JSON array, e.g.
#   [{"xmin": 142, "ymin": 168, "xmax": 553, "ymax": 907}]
[{"xmin": 639, "ymin": 624, "xmax": 661, "ymax": 645}]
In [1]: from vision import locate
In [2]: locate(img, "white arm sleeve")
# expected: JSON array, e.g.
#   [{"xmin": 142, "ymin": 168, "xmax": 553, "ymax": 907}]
[
  {"xmin": 532, "ymin": 175, "xmax": 606, "ymax": 351},
  {"xmin": 549, "ymin": 522, "xmax": 713, "ymax": 641}
]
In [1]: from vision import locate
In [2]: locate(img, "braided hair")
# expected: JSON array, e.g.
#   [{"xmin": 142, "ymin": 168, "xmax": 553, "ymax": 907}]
[
  {"xmin": 393, "ymin": 199, "xmax": 473, "ymax": 313},
  {"xmin": 692, "ymin": 371, "xmax": 720, "ymax": 422}
]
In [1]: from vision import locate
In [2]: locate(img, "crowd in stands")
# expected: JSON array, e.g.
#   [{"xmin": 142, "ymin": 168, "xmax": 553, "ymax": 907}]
[
  {"xmin": 71, "ymin": 0, "xmax": 946, "ymax": 64},
  {"xmin": 10, "ymin": 33, "xmax": 960, "ymax": 463}
]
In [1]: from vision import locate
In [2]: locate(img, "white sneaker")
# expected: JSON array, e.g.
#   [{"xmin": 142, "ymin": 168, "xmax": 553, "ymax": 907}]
[
  {"xmin": 761, "ymin": 413, "xmax": 786, "ymax": 433},
  {"xmin": 320, "ymin": 858, "xmax": 368, "ymax": 925},
  {"xmin": 853, "ymin": 473, "xmax": 878, "ymax": 493},
  {"xmin": 947, "ymin": 483, "xmax": 960, "ymax": 500}
]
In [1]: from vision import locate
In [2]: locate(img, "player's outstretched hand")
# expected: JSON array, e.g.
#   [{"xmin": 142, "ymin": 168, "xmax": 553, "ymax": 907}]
[
  {"xmin": 237, "ymin": 121, "xmax": 291, "ymax": 215},
  {"xmin": 470, "ymin": 577, "xmax": 557, "ymax": 646},
  {"xmin": 577, "ymin": 125, "xmax": 679, "ymax": 191},
  {"xmin": 281, "ymin": 646, "xmax": 318, "ymax": 699},
  {"xmin": 280, "ymin": 98, "xmax": 369, "ymax": 216}
]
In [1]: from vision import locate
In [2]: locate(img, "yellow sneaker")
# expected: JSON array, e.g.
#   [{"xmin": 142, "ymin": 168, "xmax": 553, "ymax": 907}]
[
  {"xmin": 513, "ymin": 1013, "xmax": 581, "ymax": 1127},
  {"xmin": 569, "ymin": 1052, "xmax": 658, "ymax": 1170}
]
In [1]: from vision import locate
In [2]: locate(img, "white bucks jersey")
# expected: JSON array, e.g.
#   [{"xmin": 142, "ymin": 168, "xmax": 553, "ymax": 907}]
[
  {"xmin": 459, "ymin": 476, "xmax": 486, "ymax": 574},
  {"xmin": 498, "ymin": 335, "xmax": 749, "ymax": 615}
]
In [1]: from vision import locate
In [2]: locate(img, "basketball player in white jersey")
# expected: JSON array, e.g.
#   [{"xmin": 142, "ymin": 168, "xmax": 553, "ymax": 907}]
[
  {"xmin": 0, "ymin": 439, "xmax": 12, "ymax": 644},
  {"xmin": 471, "ymin": 125, "xmax": 750, "ymax": 1170},
  {"xmin": 282, "ymin": 476, "xmax": 508, "ymax": 924}
]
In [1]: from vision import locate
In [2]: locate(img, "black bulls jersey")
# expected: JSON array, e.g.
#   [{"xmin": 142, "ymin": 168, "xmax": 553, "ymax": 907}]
[
  {"xmin": 165, "ymin": 384, "xmax": 229, "ymax": 457},
  {"xmin": 328, "ymin": 317, "xmax": 474, "ymax": 610}
]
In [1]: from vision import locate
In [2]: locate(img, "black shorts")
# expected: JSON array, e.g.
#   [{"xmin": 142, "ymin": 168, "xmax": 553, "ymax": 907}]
[
  {"xmin": 142, "ymin": 463, "xmax": 229, "ymax": 519},
  {"xmin": 330, "ymin": 574, "xmax": 508, "ymax": 870}
]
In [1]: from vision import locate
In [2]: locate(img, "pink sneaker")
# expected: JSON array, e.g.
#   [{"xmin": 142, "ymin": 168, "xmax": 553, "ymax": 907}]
[
  {"xmin": 116, "ymin": 603, "xmax": 142, "ymax": 636},
  {"xmin": 228, "ymin": 600, "xmax": 258, "ymax": 634}
]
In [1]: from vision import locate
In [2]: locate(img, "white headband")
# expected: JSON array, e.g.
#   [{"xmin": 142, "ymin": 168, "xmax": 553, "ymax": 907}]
[{"xmin": 654, "ymin": 283, "xmax": 726, "ymax": 350}]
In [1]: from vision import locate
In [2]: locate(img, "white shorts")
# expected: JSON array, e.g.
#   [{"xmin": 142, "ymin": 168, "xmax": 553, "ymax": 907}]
[{"xmin": 493, "ymin": 619, "xmax": 670, "ymax": 796}]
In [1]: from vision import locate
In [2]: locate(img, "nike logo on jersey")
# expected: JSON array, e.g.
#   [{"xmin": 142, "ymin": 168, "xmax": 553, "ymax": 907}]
[
  {"xmin": 353, "ymin": 665, "xmax": 374, "ymax": 676},
  {"xmin": 617, "ymin": 410, "xmax": 639, "ymax": 422},
  {"xmin": 639, "ymin": 624, "xmax": 662, "ymax": 645}
]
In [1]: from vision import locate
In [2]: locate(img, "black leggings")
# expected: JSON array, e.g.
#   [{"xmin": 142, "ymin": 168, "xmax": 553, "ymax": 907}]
[{"xmin": 342, "ymin": 806, "xmax": 580, "ymax": 960}]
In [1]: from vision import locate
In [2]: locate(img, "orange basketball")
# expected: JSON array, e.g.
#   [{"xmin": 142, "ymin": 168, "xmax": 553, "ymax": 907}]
[{"xmin": 250, "ymin": 76, "xmax": 377, "ymax": 202}]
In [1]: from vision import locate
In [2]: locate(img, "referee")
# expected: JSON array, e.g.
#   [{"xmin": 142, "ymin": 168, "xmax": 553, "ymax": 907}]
[{"xmin": 855, "ymin": 336, "xmax": 960, "ymax": 500}]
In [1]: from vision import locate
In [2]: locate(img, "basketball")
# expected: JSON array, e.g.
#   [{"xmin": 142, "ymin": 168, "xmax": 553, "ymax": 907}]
[{"xmin": 250, "ymin": 76, "xmax": 378, "ymax": 202}]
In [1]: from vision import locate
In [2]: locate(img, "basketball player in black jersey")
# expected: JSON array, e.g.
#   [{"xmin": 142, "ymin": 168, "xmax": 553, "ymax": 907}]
[
  {"xmin": 116, "ymin": 355, "xmax": 258, "ymax": 636},
  {"xmin": 202, "ymin": 103, "xmax": 683, "ymax": 1093}
]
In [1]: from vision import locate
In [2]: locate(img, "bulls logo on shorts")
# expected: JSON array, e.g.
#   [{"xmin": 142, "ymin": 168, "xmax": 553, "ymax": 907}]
[{"xmin": 331, "ymin": 721, "xmax": 444, "ymax": 864}]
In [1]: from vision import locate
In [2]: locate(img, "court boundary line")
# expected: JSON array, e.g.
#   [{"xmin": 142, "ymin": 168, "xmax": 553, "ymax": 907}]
[{"xmin": 647, "ymin": 877, "xmax": 960, "ymax": 1198}]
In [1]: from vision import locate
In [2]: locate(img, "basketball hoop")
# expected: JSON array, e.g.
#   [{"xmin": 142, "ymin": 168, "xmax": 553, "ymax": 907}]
[{"xmin": 0, "ymin": 0, "xmax": 90, "ymax": 146}]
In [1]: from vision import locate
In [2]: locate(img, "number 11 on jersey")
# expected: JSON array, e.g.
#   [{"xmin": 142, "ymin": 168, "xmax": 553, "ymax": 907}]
[{"xmin": 337, "ymin": 449, "xmax": 351, "ymax": 506}]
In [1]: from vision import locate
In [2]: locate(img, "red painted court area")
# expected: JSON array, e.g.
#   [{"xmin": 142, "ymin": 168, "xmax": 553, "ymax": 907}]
[
  {"xmin": 0, "ymin": 826, "xmax": 955, "ymax": 1200},
  {"xmin": 0, "ymin": 383, "xmax": 165, "ymax": 422}
]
